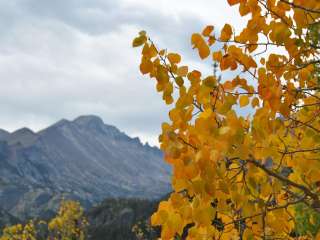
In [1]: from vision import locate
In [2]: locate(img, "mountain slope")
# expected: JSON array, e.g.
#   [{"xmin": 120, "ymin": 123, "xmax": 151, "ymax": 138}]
[
  {"xmin": 0, "ymin": 115, "xmax": 171, "ymax": 220},
  {"xmin": 0, "ymin": 129, "xmax": 9, "ymax": 141}
]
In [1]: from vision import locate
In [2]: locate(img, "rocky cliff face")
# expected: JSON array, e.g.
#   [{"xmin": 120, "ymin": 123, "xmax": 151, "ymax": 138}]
[{"xmin": 0, "ymin": 115, "xmax": 171, "ymax": 220}]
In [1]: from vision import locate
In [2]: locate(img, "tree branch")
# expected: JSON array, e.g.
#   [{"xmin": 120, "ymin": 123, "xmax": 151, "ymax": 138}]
[
  {"xmin": 279, "ymin": 0, "xmax": 320, "ymax": 14},
  {"xmin": 247, "ymin": 156, "xmax": 320, "ymax": 205}
]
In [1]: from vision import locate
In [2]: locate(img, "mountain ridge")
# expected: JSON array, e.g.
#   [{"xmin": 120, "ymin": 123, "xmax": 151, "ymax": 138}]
[
  {"xmin": 1, "ymin": 115, "xmax": 150, "ymax": 147},
  {"xmin": 0, "ymin": 115, "xmax": 171, "ymax": 221}
]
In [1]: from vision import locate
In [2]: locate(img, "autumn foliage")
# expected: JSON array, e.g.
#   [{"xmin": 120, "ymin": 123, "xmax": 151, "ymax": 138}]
[
  {"xmin": 0, "ymin": 200, "xmax": 87, "ymax": 240},
  {"xmin": 133, "ymin": 0, "xmax": 320, "ymax": 239}
]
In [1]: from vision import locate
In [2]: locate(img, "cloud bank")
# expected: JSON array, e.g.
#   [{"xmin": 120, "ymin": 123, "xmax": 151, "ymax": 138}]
[{"xmin": 0, "ymin": 0, "xmax": 245, "ymax": 145}]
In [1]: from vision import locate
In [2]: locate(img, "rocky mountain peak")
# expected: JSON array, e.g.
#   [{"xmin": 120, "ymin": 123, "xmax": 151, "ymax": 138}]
[
  {"xmin": 73, "ymin": 115, "xmax": 104, "ymax": 127},
  {"xmin": 12, "ymin": 127, "xmax": 34, "ymax": 135},
  {"xmin": 51, "ymin": 119, "xmax": 71, "ymax": 128},
  {"xmin": 6, "ymin": 127, "xmax": 38, "ymax": 147}
]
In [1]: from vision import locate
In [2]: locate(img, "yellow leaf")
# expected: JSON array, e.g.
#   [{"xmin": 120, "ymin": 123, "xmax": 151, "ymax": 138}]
[
  {"xmin": 193, "ymin": 205, "xmax": 215, "ymax": 226},
  {"xmin": 159, "ymin": 49, "xmax": 165, "ymax": 56},
  {"xmin": 219, "ymin": 126, "xmax": 230, "ymax": 135},
  {"xmin": 138, "ymin": 30, "xmax": 146, "ymax": 36},
  {"xmin": 177, "ymin": 66, "xmax": 188, "ymax": 77},
  {"xmin": 140, "ymin": 58, "xmax": 153, "ymax": 74},
  {"xmin": 191, "ymin": 33, "xmax": 210, "ymax": 59},
  {"xmin": 132, "ymin": 35, "xmax": 147, "ymax": 47},
  {"xmin": 309, "ymin": 169, "xmax": 320, "ymax": 183},
  {"xmin": 199, "ymin": 108, "xmax": 213, "ymax": 119},
  {"xmin": 164, "ymin": 94, "xmax": 174, "ymax": 105},
  {"xmin": 243, "ymin": 228, "xmax": 254, "ymax": 239},
  {"xmin": 151, "ymin": 212, "xmax": 160, "ymax": 225},
  {"xmin": 293, "ymin": 9, "xmax": 308, "ymax": 27},
  {"xmin": 175, "ymin": 76, "xmax": 184, "ymax": 87},
  {"xmin": 220, "ymin": 24, "xmax": 233, "ymax": 41},
  {"xmin": 203, "ymin": 76, "xmax": 216, "ymax": 88},
  {"xmin": 227, "ymin": 0, "xmax": 240, "ymax": 6},
  {"xmin": 261, "ymin": 182, "xmax": 272, "ymax": 197},
  {"xmin": 299, "ymin": 67, "xmax": 311, "ymax": 82},
  {"xmin": 202, "ymin": 25, "xmax": 214, "ymax": 37},
  {"xmin": 208, "ymin": 36, "xmax": 216, "ymax": 45},
  {"xmin": 239, "ymin": 2, "xmax": 250, "ymax": 16},
  {"xmin": 223, "ymin": 81, "xmax": 233, "ymax": 90},
  {"xmin": 239, "ymin": 95, "xmax": 249, "ymax": 107},
  {"xmin": 251, "ymin": 97, "xmax": 260, "ymax": 108},
  {"xmin": 167, "ymin": 53, "xmax": 181, "ymax": 64},
  {"xmin": 219, "ymin": 180, "xmax": 229, "ymax": 194},
  {"xmin": 212, "ymin": 51, "xmax": 222, "ymax": 62},
  {"xmin": 142, "ymin": 43, "xmax": 158, "ymax": 58}
]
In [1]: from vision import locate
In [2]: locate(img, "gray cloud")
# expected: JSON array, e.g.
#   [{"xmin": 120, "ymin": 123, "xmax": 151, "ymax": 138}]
[
  {"xmin": 0, "ymin": 0, "xmax": 211, "ymax": 143},
  {"xmin": 0, "ymin": 0, "xmax": 236, "ymax": 146}
]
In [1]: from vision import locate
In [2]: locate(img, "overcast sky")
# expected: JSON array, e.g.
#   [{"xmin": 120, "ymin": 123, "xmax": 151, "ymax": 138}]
[{"xmin": 0, "ymin": 0, "xmax": 247, "ymax": 146}]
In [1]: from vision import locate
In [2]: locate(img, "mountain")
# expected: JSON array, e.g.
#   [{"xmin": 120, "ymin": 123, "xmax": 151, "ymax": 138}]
[
  {"xmin": 0, "ymin": 115, "xmax": 171, "ymax": 221},
  {"xmin": 0, "ymin": 129, "xmax": 9, "ymax": 141}
]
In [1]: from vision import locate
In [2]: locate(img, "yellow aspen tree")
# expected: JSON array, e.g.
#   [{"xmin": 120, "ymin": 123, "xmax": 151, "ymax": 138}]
[
  {"xmin": 48, "ymin": 200, "xmax": 88, "ymax": 240},
  {"xmin": 133, "ymin": 0, "xmax": 320, "ymax": 239},
  {"xmin": 0, "ymin": 200, "xmax": 87, "ymax": 240}
]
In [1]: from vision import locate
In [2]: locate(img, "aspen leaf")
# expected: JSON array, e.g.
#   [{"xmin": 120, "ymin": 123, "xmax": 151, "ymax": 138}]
[
  {"xmin": 309, "ymin": 169, "xmax": 320, "ymax": 182},
  {"xmin": 294, "ymin": 9, "xmax": 308, "ymax": 27},
  {"xmin": 227, "ymin": 0, "xmax": 240, "ymax": 6},
  {"xmin": 200, "ymin": 108, "xmax": 213, "ymax": 119},
  {"xmin": 198, "ymin": 45, "xmax": 210, "ymax": 59},
  {"xmin": 261, "ymin": 182, "xmax": 272, "ymax": 197},
  {"xmin": 138, "ymin": 30, "xmax": 146, "ymax": 36},
  {"xmin": 299, "ymin": 67, "xmax": 310, "ymax": 82},
  {"xmin": 177, "ymin": 66, "xmax": 188, "ymax": 77},
  {"xmin": 212, "ymin": 51, "xmax": 222, "ymax": 62},
  {"xmin": 247, "ymin": 44, "xmax": 258, "ymax": 52},
  {"xmin": 149, "ymin": 44, "xmax": 158, "ymax": 58},
  {"xmin": 219, "ymin": 180, "xmax": 229, "ymax": 194},
  {"xmin": 239, "ymin": 95, "xmax": 249, "ymax": 107},
  {"xmin": 202, "ymin": 25, "xmax": 214, "ymax": 37},
  {"xmin": 151, "ymin": 213, "xmax": 160, "ymax": 225},
  {"xmin": 243, "ymin": 228, "xmax": 254, "ymax": 240},
  {"xmin": 132, "ymin": 35, "xmax": 147, "ymax": 47},
  {"xmin": 251, "ymin": 97, "xmax": 260, "ymax": 108},
  {"xmin": 191, "ymin": 33, "xmax": 202, "ymax": 46},
  {"xmin": 223, "ymin": 81, "xmax": 233, "ymax": 90},
  {"xmin": 159, "ymin": 49, "xmax": 165, "ymax": 56},
  {"xmin": 191, "ymin": 33, "xmax": 210, "ymax": 59},
  {"xmin": 220, "ymin": 24, "xmax": 233, "ymax": 41},
  {"xmin": 208, "ymin": 36, "xmax": 216, "ymax": 45},
  {"xmin": 175, "ymin": 76, "xmax": 184, "ymax": 87},
  {"xmin": 167, "ymin": 53, "xmax": 181, "ymax": 64},
  {"xmin": 203, "ymin": 76, "xmax": 216, "ymax": 88},
  {"xmin": 164, "ymin": 95, "xmax": 174, "ymax": 105},
  {"xmin": 219, "ymin": 126, "xmax": 230, "ymax": 135},
  {"xmin": 239, "ymin": 2, "xmax": 250, "ymax": 16},
  {"xmin": 140, "ymin": 58, "xmax": 153, "ymax": 74}
]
